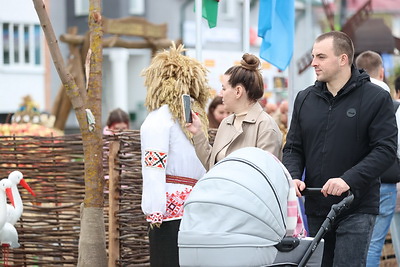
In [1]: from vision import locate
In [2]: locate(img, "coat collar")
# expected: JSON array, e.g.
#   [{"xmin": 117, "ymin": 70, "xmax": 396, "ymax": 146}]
[{"xmin": 225, "ymin": 102, "xmax": 263, "ymax": 125}]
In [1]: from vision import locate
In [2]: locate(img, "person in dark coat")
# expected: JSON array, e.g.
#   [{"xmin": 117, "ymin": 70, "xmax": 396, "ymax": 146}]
[
  {"xmin": 356, "ymin": 50, "xmax": 400, "ymax": 267},
  {"xmin": 283, "ymin": 31, "xmax": 397, "ymax": 266}
]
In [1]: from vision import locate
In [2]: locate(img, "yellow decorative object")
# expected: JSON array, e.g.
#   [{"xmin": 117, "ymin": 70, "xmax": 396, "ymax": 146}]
[
  {"xmin": 0, "ymin": 123, "xmax": 63, "ymax": 137},
  {"xmin": 2, "ymin": 95, "xmax": 62, "ymax": 136},
  {"xmin": 141, "ymin": 42, "xmax": 211, "ymax": 140}
]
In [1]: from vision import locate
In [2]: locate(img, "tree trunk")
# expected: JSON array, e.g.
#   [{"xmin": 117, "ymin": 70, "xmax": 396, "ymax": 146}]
[
  {"xmin": 77, "ymin": 1, "xmax": 107, "ymax": 266},
  {"xmin": 32, "ymin": 0, "xmax": 107, "ymax": 265}
]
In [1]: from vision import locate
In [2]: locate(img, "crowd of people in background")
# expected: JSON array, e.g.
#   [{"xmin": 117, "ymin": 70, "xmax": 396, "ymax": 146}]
[
  {"xmin": 355, "ymin": 50, "xmax": 400, "ymax": 267},
  {"xmin": 264, "ymin": 100, "xmax": 289, "ymax": 146},
  {"xmin": 207, "ymin": 96, "xmax": 230, "ymax": 129}
]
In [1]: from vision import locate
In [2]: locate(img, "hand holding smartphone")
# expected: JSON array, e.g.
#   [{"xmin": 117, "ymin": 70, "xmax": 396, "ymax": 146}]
[{"xmin": 182, "ymin": 94, "xmax": 193, "ymax": 123}]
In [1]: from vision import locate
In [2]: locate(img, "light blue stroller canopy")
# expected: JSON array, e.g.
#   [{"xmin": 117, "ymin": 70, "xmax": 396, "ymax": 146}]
[{"xmin": 178, "ymin": 147, "xmax": 291, "ymax": 267}]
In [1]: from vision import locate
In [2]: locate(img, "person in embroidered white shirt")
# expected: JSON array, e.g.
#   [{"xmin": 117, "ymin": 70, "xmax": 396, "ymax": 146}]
[
  {"xmin": 356, "ymin": 50, "xmax": 400, "ymax": 267},
  {"xmin": 140, "ymin": 43, "xmax": 211, "ymax": 267}
]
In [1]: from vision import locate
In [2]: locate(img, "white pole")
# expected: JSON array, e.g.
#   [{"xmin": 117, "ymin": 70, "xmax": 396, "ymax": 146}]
[
  {"xmin": 109, "ymin": 49, "xmax": 130, "ymax": 112},
  {"xmin": 195, "ymin": 0, "xmax": 203, "ymax": 61},
  {"xmin": 243, "ymin": 0, "xmax": 250, "ymax": 53}
]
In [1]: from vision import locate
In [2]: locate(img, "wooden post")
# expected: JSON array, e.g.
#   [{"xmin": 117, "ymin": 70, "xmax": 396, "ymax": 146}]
[
  {"xmin": 52, "ymin": 27, "xmax": 86, "ymax": 131},
  {"xmin": 108, "ymin": 140, "xmax": 121, "ymax": 266}
]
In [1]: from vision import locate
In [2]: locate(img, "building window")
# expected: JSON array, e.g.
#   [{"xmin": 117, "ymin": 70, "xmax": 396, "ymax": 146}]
[
  {"xmin": 34, "ymin": 25, "xmax": 41, "ymax": 65},
  {"xmin": 75, "ymin": 0, "xmax": 89, "ymax": 16},
  {"xmin": 3, "ymin": 23, "xmax": 9, "ymax": 64},
  {"xmin": 1, "ymin": 22, "xmax": 42, "ymax": 67},
  {"xmin": 129, "ymin": 0, "xmax": 145, "ymax": 15},
  {"xmin": 13, "ymin": 25, "xmax": 19, "ymax": 63},
  {"xmin": 24, "ymin": 25, "xmax": 30, "ymax": 64}
]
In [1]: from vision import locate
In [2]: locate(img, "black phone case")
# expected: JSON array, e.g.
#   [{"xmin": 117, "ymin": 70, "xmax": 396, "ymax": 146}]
[{"xmin": 182, "ymin": 95, "xmax": 192, "ymax": 123}]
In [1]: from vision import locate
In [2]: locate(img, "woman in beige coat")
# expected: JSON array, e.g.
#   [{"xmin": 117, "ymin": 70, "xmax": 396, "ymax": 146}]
[{"xmin": 186, "ymin": 53, "xmax": 283, "ymax": 171}]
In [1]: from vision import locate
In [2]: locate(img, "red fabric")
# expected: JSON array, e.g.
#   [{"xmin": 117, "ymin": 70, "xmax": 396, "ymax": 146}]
[{"xmin": 166, "ymin": 174, "xmax": 197, "ymax": 187}]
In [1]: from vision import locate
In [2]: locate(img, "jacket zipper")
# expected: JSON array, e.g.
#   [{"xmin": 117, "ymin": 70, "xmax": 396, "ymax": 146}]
[{"xmin": 320, "ymin": 96, "xmax": 334, "ymax": 178}]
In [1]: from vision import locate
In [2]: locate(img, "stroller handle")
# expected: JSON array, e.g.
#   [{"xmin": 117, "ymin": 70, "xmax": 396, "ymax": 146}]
[
  {"xmin": 300, "ymin": 188, "xmax": 323, "ymax": 196},
  {"xmin": 301, "ymin": 187, "xmax": 354, "ymax": 213},
  {"xmin": 301, "ymin": 187, "xmax": 352, "ymax": 197}
]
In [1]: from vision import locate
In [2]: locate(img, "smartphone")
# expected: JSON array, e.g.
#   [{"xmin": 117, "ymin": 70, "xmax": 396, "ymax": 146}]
[{"xmin": 182, "ymin": 94, "xmax": 193, "ymax": 123}]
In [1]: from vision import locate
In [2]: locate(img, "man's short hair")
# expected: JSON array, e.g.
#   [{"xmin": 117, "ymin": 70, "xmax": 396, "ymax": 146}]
[
  {"xmin": 355, "ymin": 50, "xmax": 382, "ymax": 79},
  {"xmin": 315, "ymin": 31, "xmax": 355, "ymax": 66}
]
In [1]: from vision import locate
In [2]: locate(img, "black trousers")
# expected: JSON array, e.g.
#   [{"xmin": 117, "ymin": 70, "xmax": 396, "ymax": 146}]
[{"xmin": 148, "ymin": 219, "xmax": 181, "ymax": 267}]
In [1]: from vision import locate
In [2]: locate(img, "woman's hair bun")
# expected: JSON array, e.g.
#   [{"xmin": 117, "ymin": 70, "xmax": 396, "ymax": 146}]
[{"xmin": 240, "ymin": 53, "xmax": 260, "ymax": 71}]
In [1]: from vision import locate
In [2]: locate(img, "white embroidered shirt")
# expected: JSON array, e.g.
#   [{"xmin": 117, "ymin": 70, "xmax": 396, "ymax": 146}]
[{"xmin": 140, "ymin": 105, "xmax": 206, "ymax": 224}]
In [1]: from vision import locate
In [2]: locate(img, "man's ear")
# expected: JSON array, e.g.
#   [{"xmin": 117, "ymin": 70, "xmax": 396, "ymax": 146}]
[
  {"xmin": 379, "ymin": 67, "xmax": 385, "ymax": 81},
  {"xmin": 339, "ymin": 53, "xmax": 348, "ymax": 66}
]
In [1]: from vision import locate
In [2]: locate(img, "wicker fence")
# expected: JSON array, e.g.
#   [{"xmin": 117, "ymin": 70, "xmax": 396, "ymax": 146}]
[
  {"xmin": 0, "ymin": 130, "xmax": 396, "ymax": 266},
  {"xmin": 0, "ymin": 131, "xmax": 149, "ymax": 266}
]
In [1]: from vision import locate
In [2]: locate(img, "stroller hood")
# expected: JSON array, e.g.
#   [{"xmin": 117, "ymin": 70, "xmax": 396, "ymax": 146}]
[{"xmin": 178, "ymin": 147, "xmax": 290, "ymax": 248}]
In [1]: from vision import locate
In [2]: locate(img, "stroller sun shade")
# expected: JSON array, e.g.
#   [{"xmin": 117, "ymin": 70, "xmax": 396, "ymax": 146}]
[{"xmin": 178, "ymin": 147, "xmax": 291, "ymax": 249}]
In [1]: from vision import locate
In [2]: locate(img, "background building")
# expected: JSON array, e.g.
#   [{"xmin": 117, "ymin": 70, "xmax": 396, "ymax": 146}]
[{"xmin": 1, "ymin": 0, "xmax": 399, "ymax": 132}]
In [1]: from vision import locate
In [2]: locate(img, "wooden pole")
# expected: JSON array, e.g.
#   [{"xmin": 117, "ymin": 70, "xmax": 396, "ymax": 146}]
[
  {"xmin": 108, "ymin": 140, "xmax": 121, "ymax": 266},
  {"xmin": 52, "ymin": 27, "xmax": 86, "ymax": 131}
]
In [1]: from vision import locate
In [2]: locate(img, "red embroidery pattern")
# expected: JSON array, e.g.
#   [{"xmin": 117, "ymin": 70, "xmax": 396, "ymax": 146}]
[
  {"xmin": 144, "ymin": 150, "xmax": 167, "ymax": 169},
  {"xmin": 148, "ymin": 212, "xmax": 163, "ymax": 224},
  {"xmin": 145, "ymin": 189, "xmax": 192, "ymax": 222},
  {"xmin": 165, "ymin": 189, "xmax": 192, "ymax": 220}
]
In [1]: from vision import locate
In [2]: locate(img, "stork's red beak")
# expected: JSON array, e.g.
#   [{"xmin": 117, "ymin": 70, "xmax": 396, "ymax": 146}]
[
  {"xmin": 20, "ymin": 179, "xmax": 36, "ymax": 197},
  {"xmin": 5, "ymin": 187, "xmax": 14, "ymax": 207}
]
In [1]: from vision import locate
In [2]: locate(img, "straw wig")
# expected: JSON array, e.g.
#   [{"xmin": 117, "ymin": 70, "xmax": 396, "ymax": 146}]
[{"xmin": 141, "ymin": 42, "xmax": 211, "ymax": 139}]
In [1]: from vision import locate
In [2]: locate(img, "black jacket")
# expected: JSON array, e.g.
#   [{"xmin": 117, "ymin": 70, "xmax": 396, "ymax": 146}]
[
  {"xmin": 379, "ymin": 100, "xmax": 400, "ymax": 184},
  {"xmin": 283, "ymin": 67, "xmax": 397, "ymax": 217}
]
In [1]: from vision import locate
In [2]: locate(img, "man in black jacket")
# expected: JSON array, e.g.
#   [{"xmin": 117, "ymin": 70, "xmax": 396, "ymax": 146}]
[{"xmin": 283, "ymin": 31, "xmax": 397, "ymax": 266}]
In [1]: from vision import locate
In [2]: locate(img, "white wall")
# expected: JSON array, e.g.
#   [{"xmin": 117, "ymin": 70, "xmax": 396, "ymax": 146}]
[
  {"xmin": 0, "ymin": 71, "xmax": 44, "ymax": 113},
  {"xmin": 49, "ymin": 0, "xmax": 68, "ymax": 109},
  {"xmin": 0, "ymin": 0, "xmax": 39, "ymax": 22},
  {"xmin": 0, "ymin": 0, "xmax": 45, "ymax": 114}
]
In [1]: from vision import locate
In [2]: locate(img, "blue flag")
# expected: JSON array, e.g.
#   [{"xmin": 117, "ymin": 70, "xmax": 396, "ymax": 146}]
[{"xmin": 258, "ymin": 0, "xmax": 294, "ymax": 71}]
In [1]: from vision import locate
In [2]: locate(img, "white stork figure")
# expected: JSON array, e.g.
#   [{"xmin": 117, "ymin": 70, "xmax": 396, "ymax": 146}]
[
  {"xmin": 0, "ymin": 178, "xmax": 19, "ymax": 248},
  {"xmin": 6, "ymin": 171, "xmax": 35, "ymax": 225}
]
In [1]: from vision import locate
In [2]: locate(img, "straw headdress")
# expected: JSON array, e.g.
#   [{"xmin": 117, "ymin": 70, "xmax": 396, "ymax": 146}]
[{"xmin": 141, "ymin": 42, "xmax": 211, "ymax": 140}]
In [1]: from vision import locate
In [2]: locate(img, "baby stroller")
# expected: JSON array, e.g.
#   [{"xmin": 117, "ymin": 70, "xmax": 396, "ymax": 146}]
[{"xmin": 178, "ymin": 147, "xmax": 353, "ymax": 267}]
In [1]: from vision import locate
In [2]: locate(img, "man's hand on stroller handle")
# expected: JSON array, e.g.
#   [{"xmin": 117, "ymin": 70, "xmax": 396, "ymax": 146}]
[
  {"xmin": 293, "ymin": 179, "xmax": 306, "ymax": 197},
  {"xmin": 321, "ymin": 178, "xmax": 350, "ymax": 197},
  {"xmin": 293, "ymin": 177, "xmax": 350, "ymax": 197}
]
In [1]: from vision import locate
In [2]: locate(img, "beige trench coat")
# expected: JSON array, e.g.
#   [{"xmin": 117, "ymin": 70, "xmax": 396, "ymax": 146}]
[{"xmin": 192, "ymin": 102, "xmax": 283, "ymax": 171}]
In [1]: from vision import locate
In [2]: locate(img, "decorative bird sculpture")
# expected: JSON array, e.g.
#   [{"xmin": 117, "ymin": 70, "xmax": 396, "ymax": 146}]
[
  {"xmin": 0, "ymin": 178, "xmax": 19, "ymax": 248},
  {"xmin": 0, "ymin": 179, "xmax": 13, "ymax": 229},
  {"xmin": 6, "ymin": 170, "xmax": 36, "ymax": 225}
]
